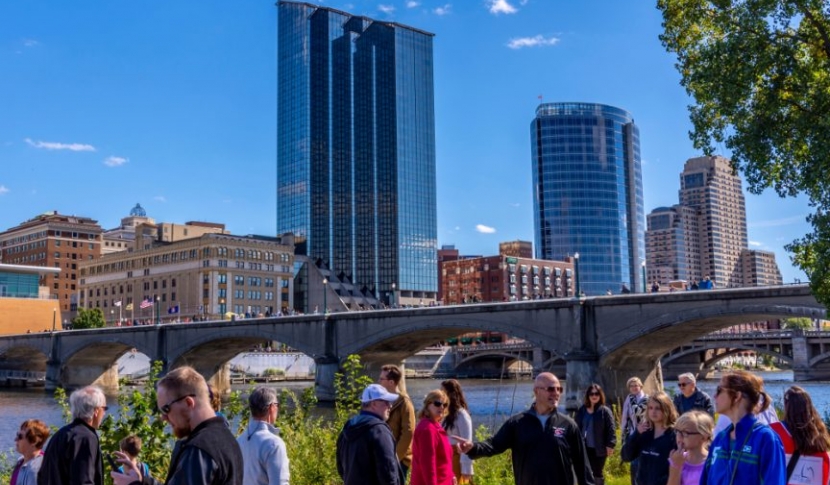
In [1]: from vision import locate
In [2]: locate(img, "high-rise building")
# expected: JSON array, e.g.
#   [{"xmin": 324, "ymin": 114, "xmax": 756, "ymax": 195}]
[
  {"xmin": 645, "ymin": 155, "xmax": 782, "ymax": 288},
  {"xmin": 277, "ymin": 1, "xmax": 438, "ymax": 306},
  {"xmin": 531, "ymin": 103, "xmax": 645, "ymax": 295}
]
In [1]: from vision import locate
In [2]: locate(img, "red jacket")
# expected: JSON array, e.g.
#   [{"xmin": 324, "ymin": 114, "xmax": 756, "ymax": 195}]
[
  {"xmin": 411, "ymin": 417, "xmax": 454, "ymax": 485},
  {"xmin": 771, "ymin": 421, "xmax": 830, "ymax": 485}
]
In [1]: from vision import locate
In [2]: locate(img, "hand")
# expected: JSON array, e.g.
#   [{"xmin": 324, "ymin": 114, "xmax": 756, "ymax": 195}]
[
  {"xmin": 636, "ymin": 420, "xmax": 651, "ymax": 434},
  {"xmin": 669, "ymin": 447, "xmax": 686, "ymax": 468},
  {"xmin": 452, "ymin": 435, "xmax": 473, "ymax": 454},
  {"xmin": 111, "ymin": 451, "xmax": 142, "ymax": 485},
  {"xmin": 606, "ymin": 447, "xmax": 614, "ymax": 456}
]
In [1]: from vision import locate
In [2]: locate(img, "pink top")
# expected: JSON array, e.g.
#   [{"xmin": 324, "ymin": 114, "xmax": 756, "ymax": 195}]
[
  {"xmin": 411, "ymin": 417, "xmax": 454, "ymax": 485},
  {"xmin": 669, "ymin": 454, "xmax": 705, "ymax": 485}
]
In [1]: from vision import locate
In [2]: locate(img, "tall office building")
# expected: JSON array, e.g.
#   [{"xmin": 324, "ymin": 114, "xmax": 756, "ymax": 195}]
[
  {"xmin": 277, "ymin": 1, "xmax": 438, "ymax": 305},
  {"xmin": 531, "ymin": 103, "xmax": 645, "ymax": 295},
  {"xmin": 645, "ymin": 155, "xmax": 782, "ymax": 288}
]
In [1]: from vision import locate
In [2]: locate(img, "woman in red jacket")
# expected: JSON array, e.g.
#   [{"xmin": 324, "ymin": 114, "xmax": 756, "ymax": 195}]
[{"xmin": 411, "ymin": 389, "xmax": 455, "ymax": 485}]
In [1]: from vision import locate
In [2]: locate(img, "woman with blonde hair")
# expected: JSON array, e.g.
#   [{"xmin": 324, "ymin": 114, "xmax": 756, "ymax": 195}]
[
  {"xmin": 622, "ymin": 392, "xmax": 678, "ymax": 485},
  {"xmin": 700, "ymin": 370, "xmax": 785, "ymax": 485},
  {"xmin": 771, "ymin": 385, "xmax": 830, "ymax": 485},
  {"xmin": 668, "ymin": 410, "xmax": 714, "ymax": 485},
  {"xmin": 411, "ymin": 389, "xmax": 455, "ymax": 485}
]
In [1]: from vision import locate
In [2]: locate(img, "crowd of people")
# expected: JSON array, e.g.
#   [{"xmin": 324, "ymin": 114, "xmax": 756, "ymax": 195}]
[{"xmin": 7, "ymin": 366, "xmax": 830, "ymax": 485}]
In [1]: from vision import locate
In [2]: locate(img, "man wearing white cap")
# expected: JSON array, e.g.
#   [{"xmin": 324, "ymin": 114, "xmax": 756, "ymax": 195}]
[{"xmin": 336, "ymin": 384, "xmax": 403, "ymax": 485}]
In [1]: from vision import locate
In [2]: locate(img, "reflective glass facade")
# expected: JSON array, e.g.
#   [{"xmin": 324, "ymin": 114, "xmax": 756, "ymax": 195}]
[
  {"xmin": 531, "ymin": 103, "xmax": 645, "ymax": 295},
  {"xmin": 277, "ymin": 2, "xmax": 438, "ymax": 300},
  {"xmin": 0, "ymin": 271, "xmax": 39, "ymax": 298}
]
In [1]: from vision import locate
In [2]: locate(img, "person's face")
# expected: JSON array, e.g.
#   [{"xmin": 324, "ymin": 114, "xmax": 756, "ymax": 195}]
[
  {"xmin": 378, "ymin": 371, "xmax": 396, "ymax": 393},
  {"xmin": 91, "ymin": 403, "xmax": 108, "ymax": 429},
  {"xmin": 369, "ymin": 399, "xmax": 393, "ymax": 421},
  {"xmin": 647, "ymin": 401, "xmax": 665, "ymax": 426},
  {"xmin": 533, "ymin": 376, "xmax": 562, "ymax": 411},
  {"xmin": 675, "ymin": 425, "xmax": 704, "ymax": 451},
  {"xmin": 714, "ymin": 379, "xmax": 740, "ymax": 414},
  {"xmin": 15, "ymin": 428, "xmax": 36, "ymax": 456},
  {"xmin": 427, "ymin": 397, "xmax": 447, "ymax": 421},
  {"xmin": 628, "ymin": 382, "xmax": 642, "ymax": 396},
  {"xmin": 678, "ymin": 378, "xmax": 696, "ymax": 397},
  {"xmin": 588, "ymin": 388, "xmax": 601, "ymax": 405},
  {"xmin": 157, "ymin": 387, "xmax": 193, "ymax": 438}
]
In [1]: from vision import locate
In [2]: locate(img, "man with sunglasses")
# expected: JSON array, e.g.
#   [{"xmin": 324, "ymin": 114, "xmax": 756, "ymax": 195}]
[
  {"xmin": 672, "ymin": 373, "xmax": 715, "ymax": 416},
  {"xmin": 38, "ymin": 386, "xmax": 108, "ymax": 485},
  {"xmin": 457, "ymin": 372, "xmax": 594, "ymax": 485},
  {"xmin": 111, "ymin": 366, "xmax": 243, "ymax": 485},
  {"xmin": 336, "ymin": 383, "xmax": 404, "ymax": 485}
]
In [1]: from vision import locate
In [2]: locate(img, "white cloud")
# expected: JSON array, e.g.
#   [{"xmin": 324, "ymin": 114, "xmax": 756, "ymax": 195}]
[
  {"xmin": 406, "ymin": 1, "xmax": 420, "ymax": 7},
  {"xmin": 0, "ymin": 185, "xmax": 9, "ymax": 195},
  {"xmin": 154, "ymin": 196, "xmax": 167, "ymax": 203},
  {"xmin": 488, "ymin": 0, "xmax": 517, "ymax": 14},
  {"xmin": 507, "ymin": 35, "xmax": 560, "ymax": 49},
  {"xmin": 510, "ymin": 202, "xmax": 521, "ymax": 207},
  {"xmin": 103, "ymin": 156, "xmax": 128, "ymax": 167},
  {"xmin": 23, "ymin": 39, "xmax": 39, "ymax": 47},
  {"xmin": 24, "ymin": 138, "xmax": 96, "ymax": 152},
  {"xmin": 454, "ymin": 226, "xmax": 460, "ymax": 231},
  {"xmin": 476, "ymin": 224, "xmax": 496, "ymax": 234},
  {"xmin": 433, "ymin": 4, "xmax": 451, "ymax": 15},
  {"xmin": 749, "ymin": 240, "xmax": 762, "ymax": 247},
  {"xmin": 378, "ymin": 4, "xmax": 395, "ymax": 14}
]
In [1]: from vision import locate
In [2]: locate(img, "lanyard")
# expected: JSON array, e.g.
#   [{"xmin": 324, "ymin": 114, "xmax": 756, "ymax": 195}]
[{"xmin": 727, "ymin": 421, "xmax": 761, "ymax": 485}]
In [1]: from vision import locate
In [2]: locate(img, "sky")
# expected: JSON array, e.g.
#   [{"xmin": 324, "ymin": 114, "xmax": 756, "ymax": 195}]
[{"xmin": 0, "ymin": 0, "xmax": 811, "ymax": 284}]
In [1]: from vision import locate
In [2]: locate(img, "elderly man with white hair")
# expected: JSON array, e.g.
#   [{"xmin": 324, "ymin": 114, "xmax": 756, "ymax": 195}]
[
  {"xmin": 672, "ymin": 373, "xmax": 715, "ymax": 416},
  {"xmin": 38, "ymin": 385, "xmax": 108, "ymax": 485}
]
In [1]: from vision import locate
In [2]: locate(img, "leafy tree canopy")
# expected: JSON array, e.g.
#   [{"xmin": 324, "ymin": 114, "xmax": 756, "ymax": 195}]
[
  {"xmin": 782, "ymin": 317, "xmax": 815, "ymax": 329},
  {"xmin": 657, "ymin": 0, "xmax": 830, "ymax": 303},
  {"xmin": 72, "ymin": 307, "xmax": 106, "ymax": 329}
]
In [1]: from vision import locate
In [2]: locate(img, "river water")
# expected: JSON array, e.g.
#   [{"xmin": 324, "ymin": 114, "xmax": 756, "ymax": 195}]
[{"xmin": 0, "ymin": 371, "xmax": 827, "ymax": 461}]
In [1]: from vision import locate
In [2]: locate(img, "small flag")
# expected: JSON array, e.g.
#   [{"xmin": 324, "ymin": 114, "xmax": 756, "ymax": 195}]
[
  {"xmin": 126, "ymin": 303, "xmax": 133, "ymax": 311},
  {"xmin": 140, "ymin": 299, "xmax": 153, "ymax": 309},
  {"xmin": 114, "ymin": 301, "xmax": 122, "ymax": 307},
  {"xmin": 167, "ymin": 305, "xmax": 179, "ymax": 315}
]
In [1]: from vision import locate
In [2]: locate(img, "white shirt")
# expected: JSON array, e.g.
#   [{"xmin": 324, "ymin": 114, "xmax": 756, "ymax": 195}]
[
  {"xmin": 444, "ymin": 408, "xmax": 474, "ymax": 475},
  {"xmin": 237, "ymin": 419, "xmax": 290, "ymax": 485}
]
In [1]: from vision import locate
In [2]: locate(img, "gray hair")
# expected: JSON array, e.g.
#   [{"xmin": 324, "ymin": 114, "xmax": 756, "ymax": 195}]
[
  {"xmin": 70, "ymin": 386, "xmax": 106, "ymax": 421},
  {"xmin": 248, "ymin": 387, "xmax": 278, "ymax": 418},
  {"xmin": 678, "ymin": 373, "xmax": 696, "ymax": 385}
]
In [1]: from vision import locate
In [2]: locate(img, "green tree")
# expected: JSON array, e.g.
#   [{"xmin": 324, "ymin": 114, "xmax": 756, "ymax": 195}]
[
  {"xmin": 72, "ymin": 307, "xmax": 107, "ymax": 329},
  {"xmin": 782, "ymin": 317, "xmax": 815, "ymax": 329},
  {"xmin": 657, "ymin": 0, "xmax": 830, "ymax": 302}
]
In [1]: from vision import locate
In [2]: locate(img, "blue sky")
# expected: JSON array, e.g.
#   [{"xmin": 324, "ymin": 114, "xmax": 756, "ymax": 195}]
[{"xmin": 0, "ymin": 0, "xmax": 810, "ymax": 283}]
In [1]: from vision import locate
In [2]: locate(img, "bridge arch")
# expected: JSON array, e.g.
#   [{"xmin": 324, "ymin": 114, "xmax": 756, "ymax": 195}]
[{"xmin": 0, "ymin": 344, "xmax": 49, "ymax": 373}]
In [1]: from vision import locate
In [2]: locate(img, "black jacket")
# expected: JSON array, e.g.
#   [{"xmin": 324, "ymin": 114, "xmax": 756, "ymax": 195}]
[
  {"xmin": 466, "ymin": 405, "xmax": 595, "ymax": 485},
  {"xmin": 673, "ymin": 389, "xmax": 715, "ymax": 416},
  {"xmin": 575, "ymin": 405, "xmax": 617, "ymax": 457},
  {"xmin": 336, "ymin": 411, "xmax": 403, "ymax": 485},
  {"xmin": 134, "ymin": 416, "xmax": 243, "ymax": 485},
  {"xmin": 38, "ymin": 418, "xmax": 104, "ymax": 485},
  {"xmin": 621, "ymin": 427, "xmax": 677, "ymax": 485}
]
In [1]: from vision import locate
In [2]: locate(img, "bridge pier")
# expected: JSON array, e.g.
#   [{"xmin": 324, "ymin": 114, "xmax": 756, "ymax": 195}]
[
  {"xmin": 565, "ymin": 354, "xmax": 599, "ymax": 411},
  {"xmin": 193, "ymin": 362, "xmax": 231, "ymax": 396},
  {"xmin": 598, "ymin": 355, "xmax": 664, "ymax": 406},
  {"xmin": 662, "ymin": 352, "xmax": 707, "ymax": 381},
  {"xmin": 61, "ymin": 362, "xmax": 120, "ymax": 394},
  {"xmin": 315, "ymin": 358, "xmax": 339, "ymax": 401}
]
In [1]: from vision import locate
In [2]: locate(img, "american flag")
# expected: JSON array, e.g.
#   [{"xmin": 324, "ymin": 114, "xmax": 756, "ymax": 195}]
[{"xmin": 140, "ymin": 299, "xmax": 153, "ymax": 309}]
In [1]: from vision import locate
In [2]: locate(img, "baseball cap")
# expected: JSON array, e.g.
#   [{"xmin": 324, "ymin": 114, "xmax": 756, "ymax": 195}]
[{"xmin": 361, "ymin": 384, "xmax": 399, "ymax": 404}]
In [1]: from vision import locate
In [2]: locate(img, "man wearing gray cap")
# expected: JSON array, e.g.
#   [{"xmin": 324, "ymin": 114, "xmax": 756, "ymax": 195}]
[{"xmin": 336, "ymin": 383, "xmax": 403, "ymax": 485}]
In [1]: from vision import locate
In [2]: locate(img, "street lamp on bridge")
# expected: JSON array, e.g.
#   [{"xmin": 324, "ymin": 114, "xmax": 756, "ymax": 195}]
[
  {"xmin": 641, "ymin": 259, "xmax": 647, "ymax": 293},
  {"xmin": 574, "ymin": 252, "xmax": 581, "ymax": 297},
  {"xmin": 323, "ymin": 277, "xmax": 328, "ymax": 314}
]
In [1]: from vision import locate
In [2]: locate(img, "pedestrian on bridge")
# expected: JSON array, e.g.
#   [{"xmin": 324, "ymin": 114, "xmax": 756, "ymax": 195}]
[{"xmin": 457, "ymin": 372, "xmax": 594, "ymax": 485}]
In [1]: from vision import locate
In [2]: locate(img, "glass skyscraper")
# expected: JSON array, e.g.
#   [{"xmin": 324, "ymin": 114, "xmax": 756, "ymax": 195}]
[
  {"xmin": 277, "ymin": 1, "xmax": 438, "ymax": 303},
  {"xmin": 531, "ymin": 103, "xmax": 645, "ymax": 295}
]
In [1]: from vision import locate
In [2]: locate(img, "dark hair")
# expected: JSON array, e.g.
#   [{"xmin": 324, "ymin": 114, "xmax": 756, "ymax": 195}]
[
  {"xmin": 381, "ymin": 365, "xmax": 402, "ymax": 385},
  {"xmin": 720, "ymin": 370, "xmax": 767, "ymax": 413},
  {"xmin": 120, "ymin": 435, "xmax": 142, "ymax": 459},
  {"xmin": 583, "ymin": 383, "xmax": 606, "ymax": 408},
  {"xmin": 441, "ymin": 379, "xmax": 469, "ymax": 430},
  {"xmin": 19, "ymin": 420, "xmax": 50, "ymax": 449},
  {"xmin": 783, "ymin": 386, "xmax": 830, "ymax": 454}
]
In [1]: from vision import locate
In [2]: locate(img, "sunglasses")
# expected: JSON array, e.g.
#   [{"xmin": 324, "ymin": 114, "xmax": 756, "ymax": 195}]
[
  {"xmin": 715, "ymin": 386, "xmax": 738, "ymax": 397},
  {"xmin": 536, "ymin": 386, "xmax": 563, "ymax": 393},
  {"xmin": 432, "ymin": 401, "xmax": 448, "ymax": 409},
  {"xmin": 588, "ymin": 392, "xmax": 600, "ymax": 396},
  {"xmin": 676, "ymin": 430, "xmax": 701, "ymax": 438},
  {"xmin": 14, "ymin": 432, "xmax": 24, "ymax": 441},
  {"xmin": 678, "ymin": 382, "xmax": 689, "ymax": 388},
  {"xmin": 160, "ymin": 394, "xmax": 196, "ymax": 415}
]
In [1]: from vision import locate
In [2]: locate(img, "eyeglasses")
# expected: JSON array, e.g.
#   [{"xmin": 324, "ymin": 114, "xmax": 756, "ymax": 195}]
[
  {"xmin": 14, "ymin": 432, "xmax": 24, "ymax": 441},
  {"xmin": 715, "ymin": 386, "xmax": 736, "ymax": 397},
  {"xmin": 99, "ymin": 405, "xmax": 109, "ymax": 412},
  {"xmin": 676, "ymin": 430, "xmax": 701, "ymax": 438},
  {"xmin": 432, "ymin": 401, "xmax": 448, "ymax": 408},
  {"xmin": 678, "ymin": 382, "xmax": 689, "ymax": 388},
  {"xmin": 160, "ymin": 394, "xmax": 196, "ymax": 415},
  {"xmin": 536, "ymin": 385, "xmax": 563, "ymax": 393},
  {"xmin": 588, "ymin": 392, "xmax": 600, "ymax": 397}
]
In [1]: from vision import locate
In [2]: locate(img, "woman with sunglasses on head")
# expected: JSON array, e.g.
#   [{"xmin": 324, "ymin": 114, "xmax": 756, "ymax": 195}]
[
  {"xmin": 770, "ymin": 386, "xmax": 830, "ymax": 485},
  {"xmin": 10, "ymin": 419, "xmax": 50, "ymax": 485},
  {"xmin": 622, "ymin": 392, "xmax": 678, "ymax": 485},
  {"xmin": 668, "ymin": 410, "xmax": 714, "ymax": 485},
  {"xmin": 411, "ymin": 389, "xmax": 455, "ymax": 485},
  {"xmin": 575, "ymin": 384, "xmax": 616, "ymax": 485},
  {"xmin": 441, "ymin": 379, "xmax": 473, "ymax": 485},
  {"xmin": 700, "ymin": 370, "xmax": 786, "ymax": 485}
]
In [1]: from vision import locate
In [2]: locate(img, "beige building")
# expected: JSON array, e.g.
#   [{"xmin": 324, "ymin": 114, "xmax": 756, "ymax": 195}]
[
  {"xmin": 79, "ymin": 233, "xmax": 295, "ymax": 323},
  {"xmin": 646, "ymin": 155, "xmax": 781, "ymax": 288},
  {"xmin": 102, "ymin": 203, "xmax": 155, "ymax": 255}
]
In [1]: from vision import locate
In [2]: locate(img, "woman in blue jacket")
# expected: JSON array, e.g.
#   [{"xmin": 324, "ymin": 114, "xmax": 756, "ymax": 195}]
[{"xmin": 700, "ymin": 370, "xmax": 786, "ymax": 485}]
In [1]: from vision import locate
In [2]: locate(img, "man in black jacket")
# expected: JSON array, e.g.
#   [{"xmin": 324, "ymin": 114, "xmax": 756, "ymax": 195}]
[
  {"xmin": 111, "ymin": 366, "xmax": 243, "ymax": 485},
  {"xmin": 336, "ymin": 383, "xmax": 403, "ymax": 485},
  {"xmin": 458, "ymin": 373, "xmax": 595, "ymax": 485},
  {"xmin": 39, "ymin": 386, "xmax": 108, "ymax": 485},
  {"xmin": 673, "ymin": 373, "xmax": 714, "ymax": 416}
]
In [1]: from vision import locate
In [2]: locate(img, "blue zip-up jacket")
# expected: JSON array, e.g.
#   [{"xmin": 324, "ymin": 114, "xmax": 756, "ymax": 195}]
[{"xmin": 700, "ymin": 414, "xmax": 786, "ymax": 485}]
